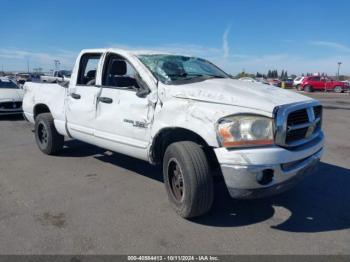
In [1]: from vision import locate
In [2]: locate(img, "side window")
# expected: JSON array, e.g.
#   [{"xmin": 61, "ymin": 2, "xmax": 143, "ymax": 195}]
[
  {"xmin": 102, "ymin": 55, "xmax": 138, "ymax": 89},
  {"xmin": 77, "ymin": 53, "xmax": 102, "ymax": 85}
]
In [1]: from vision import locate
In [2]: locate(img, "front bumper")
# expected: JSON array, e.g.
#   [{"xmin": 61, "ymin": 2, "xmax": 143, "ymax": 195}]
[
  {"xmin": 214, "ymin": 133, "xmax": 324, "ymax": 199},
  {"xmin": 0, "ymin": 110, "xmax": 23, "ymax": 115},
  {"xmin": 0, "ymin": 101, "xmax": 23, "ymax": 115}
]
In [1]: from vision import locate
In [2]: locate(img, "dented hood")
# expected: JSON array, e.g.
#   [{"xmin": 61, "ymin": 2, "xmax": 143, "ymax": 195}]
[
  {"xmin": 0, "ymin": 88, "xmax": 24, "ymax": 102},
  {"xmin": 169, "ymin": 78, "xmax": 313, "ymax": 113}
]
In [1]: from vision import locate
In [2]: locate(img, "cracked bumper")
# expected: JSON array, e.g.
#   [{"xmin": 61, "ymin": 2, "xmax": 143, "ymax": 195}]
[{"xmin": 214, "ymin": 134, "xmax": 324, "ymax": 199}]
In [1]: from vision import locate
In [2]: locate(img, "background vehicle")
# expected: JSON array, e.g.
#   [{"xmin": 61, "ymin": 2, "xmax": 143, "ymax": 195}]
[
  {"xmin": 342, "ymin": 80, "xmax": 350, "ymax": 89},
  {"xmin": 293, "ymin": 76, "xmax": 305, "ymax": 89},
  {"xmin": 40, "ymin": 70, "xmax": 71, "ymax": 83},
  {"xmin": 23, "ymin": 49, "xmax": 324, "ymax": 218},
  {"xmin": 281, "ymin": 78, "xmax": 294, "ymax": 88},
  {"xmin": 16, "ymin": 73, "xmax": 31, "ymax": 85},
  {"xmin": 268, "ymin": 79, "xmax": 281, "ymax": 87},
  {"xmin": 299, "ymin": 76, "xmax": 349, "ymax": 93},
  {"xmin": 0, "ymin": 77, "xmax": 24, "ymax": 115}
]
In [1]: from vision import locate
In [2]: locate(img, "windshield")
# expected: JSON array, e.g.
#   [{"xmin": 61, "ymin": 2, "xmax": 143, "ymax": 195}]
[
  {"xmin": 0, "ymin": 79, "xmax": 19, "ymax": 89},
  {"xmin": 138, "ymin": 55, "xmax": 229, "ymax": 84}
]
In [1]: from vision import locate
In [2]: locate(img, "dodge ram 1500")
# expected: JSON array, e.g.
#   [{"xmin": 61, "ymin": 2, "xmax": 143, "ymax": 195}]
[{"xmin": 23, "ymin": 48, "xmax": 324, "ymax": 218}]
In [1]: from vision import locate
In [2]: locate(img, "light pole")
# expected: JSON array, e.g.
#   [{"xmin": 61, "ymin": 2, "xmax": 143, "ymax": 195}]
[{"xmin": 337, "ymin": 62, "xmax": 342, "ymax": 80}]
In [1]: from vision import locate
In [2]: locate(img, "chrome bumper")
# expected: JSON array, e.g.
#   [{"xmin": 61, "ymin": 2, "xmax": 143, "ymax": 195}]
[
  {"xmin": 215, "ymin": 134, "xmax": 324, "ymax": 199},
  {"xmin": 0, "ymin": 110, "xmax": 23, "ymax": 116}
]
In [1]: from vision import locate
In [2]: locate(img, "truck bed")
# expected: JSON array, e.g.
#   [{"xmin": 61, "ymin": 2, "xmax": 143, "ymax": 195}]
[{"xmin": 22, "ymin": 82, "xmax": 67, "ymax": 125}]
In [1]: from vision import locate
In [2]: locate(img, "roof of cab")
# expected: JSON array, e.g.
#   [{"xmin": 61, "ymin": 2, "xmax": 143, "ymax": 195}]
[{"xmin": 79, "ymin": 48, "xmax": 174, "ymax": 57}]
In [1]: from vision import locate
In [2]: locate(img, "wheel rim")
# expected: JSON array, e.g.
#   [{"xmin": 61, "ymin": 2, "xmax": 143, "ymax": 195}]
[
  {"xmin": 167, "ymin": 159, "xmax": 184, "ymax": 202},
  {"xmin": 37, "ymin": 122, "xmax": 49, "ymax": 147},
  {"xmin": 335, "ymin": 87, "xmax": 342, "ymax": 93}
]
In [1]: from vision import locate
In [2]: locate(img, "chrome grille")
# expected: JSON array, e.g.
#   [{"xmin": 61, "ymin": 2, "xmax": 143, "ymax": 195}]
[
  {"xmin": 286, "ymin": 127, "xmax": 309, "ymax": 143},
  {"xmin": 275, "ymin": 101, "xmax": 323, "ymax": 147},
  {"xmin": 287, "ymin": 109, "xmax": 308, "ymax": 126}
]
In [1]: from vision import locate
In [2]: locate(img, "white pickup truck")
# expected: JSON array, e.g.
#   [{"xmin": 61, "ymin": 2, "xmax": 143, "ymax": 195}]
[{"xmin": 23, "ymin": 48, "xmax": 324, "ymax": 218}]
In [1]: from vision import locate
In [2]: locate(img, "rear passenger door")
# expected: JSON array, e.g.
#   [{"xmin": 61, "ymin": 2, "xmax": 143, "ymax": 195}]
[{"xmin": 66, "ymin": 53, "xmax": 102, "ymax": 140}]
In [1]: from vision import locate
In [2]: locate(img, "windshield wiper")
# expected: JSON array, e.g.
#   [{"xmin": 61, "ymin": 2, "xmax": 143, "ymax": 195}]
[{"xmin": 167, "ymin": 73, "xmax": 226, "ymax": 83}]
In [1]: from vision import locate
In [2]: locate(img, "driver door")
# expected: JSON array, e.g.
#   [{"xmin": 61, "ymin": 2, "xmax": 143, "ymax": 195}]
[{"xmin": 94, "ymin": 53, "xmax": 155, "ymax": 160}]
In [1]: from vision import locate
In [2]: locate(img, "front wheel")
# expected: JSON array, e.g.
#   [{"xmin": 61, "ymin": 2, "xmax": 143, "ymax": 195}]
[
  {"xmin": 334, "ymin": 86, "xmax": 343, "ymax": 93},
  {"xmin": 163, "ymin": 141, "xmax": 214, "ymax": 218},
  {"xmin": 35, "ymin": 113, "xmax": 64, "ymax": 155},
  {"xmin": 304, "ymin": 85, "xmax": 313, "ymax": 92}
]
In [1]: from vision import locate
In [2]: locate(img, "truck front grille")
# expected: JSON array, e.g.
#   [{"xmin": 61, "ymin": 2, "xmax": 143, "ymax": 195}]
[
  {"xmin": 287, "ymin": 109, "xmax": 309, "ymax": 126},
  {"xmin": 286, "ymin": 127, "xmax": 309, "ymax": 143},
  {"xmin": 275, "ymin": 101, "xmax": 323, "ymax": 148}
]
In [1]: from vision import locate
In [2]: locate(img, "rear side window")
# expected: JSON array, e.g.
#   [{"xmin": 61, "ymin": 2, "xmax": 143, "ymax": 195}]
[
  {"xmin": 77, "ymin": 53, "xmax": 102, "ymax": 85},
  {"xmin": 310, "ymin": 77, "xmax": 320, "ymax": 81}
]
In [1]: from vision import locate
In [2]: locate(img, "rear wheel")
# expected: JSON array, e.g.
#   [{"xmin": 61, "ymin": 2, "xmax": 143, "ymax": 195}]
[
  {"xmin": 163, "ymin": 141, "xmax": 214, "ymax": 218},
  {"xmin": 334, "ymin": 86, "xmax": 343, "ymax": 93},
  {"xmin": 35, "ymin": 113, "xmax": 64, "ymax": 155},
  {"xmin": 304, "ymin": 85, "xmax": 313, "ymax": 92}
]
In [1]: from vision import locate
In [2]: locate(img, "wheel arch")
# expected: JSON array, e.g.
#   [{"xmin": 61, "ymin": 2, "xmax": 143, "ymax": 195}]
[
  {"xmin": 33, "ymin": 103, "xmax": 51, "ymax": 119},
  {"xmin": 149, "ymin": 127, "xmax": 220, "ymax": 170}
]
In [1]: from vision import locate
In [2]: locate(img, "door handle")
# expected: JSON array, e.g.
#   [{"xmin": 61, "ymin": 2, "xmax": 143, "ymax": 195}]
[
  {"xmin": 71, "ymin": 93, "xmax": 81, "ymax": 99},
  {"xmin": 98, "ymin": 97, "xmax": 113, "ymax": 104}
]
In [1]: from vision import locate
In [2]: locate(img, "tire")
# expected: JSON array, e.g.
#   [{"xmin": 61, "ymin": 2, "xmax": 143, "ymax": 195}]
[
  {"xmin": 35, "ymin": 113, "xmax": 64, "ymax": 155},
  {"xmin": 163, "ymin": 141, "xmax": 214, "ymax": 218},
  {"xmin": 296, "ymin": 84, "xmax": 302, "ymax": 91},
  {"xmin": 304, "ymin": 85, "xmax": 313, "ymax": 92},
  {"xmin": 334, "ymin": 86, "xmax": 343, "ymax": 93}
]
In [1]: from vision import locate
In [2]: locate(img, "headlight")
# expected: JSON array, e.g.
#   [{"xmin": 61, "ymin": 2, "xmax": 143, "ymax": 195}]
[{"xmin": 216, "ymin": 115, "xmax": 274, "ymax": 147}]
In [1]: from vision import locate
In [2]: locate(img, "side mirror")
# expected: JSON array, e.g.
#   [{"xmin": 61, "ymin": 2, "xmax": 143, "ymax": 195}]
[
  {"xmin": 58, "ymin": 81, "xmax": 70, "ymax": 88},
  {"xmin": 136, "ymin": 88, "xmax": 150, "ymax": 98}
]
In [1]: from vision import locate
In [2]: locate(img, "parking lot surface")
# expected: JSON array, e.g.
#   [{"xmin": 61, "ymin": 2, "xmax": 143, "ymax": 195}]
[{"xmin": 0, "ymin": 92, "xmax": 349, "ymax": 254}]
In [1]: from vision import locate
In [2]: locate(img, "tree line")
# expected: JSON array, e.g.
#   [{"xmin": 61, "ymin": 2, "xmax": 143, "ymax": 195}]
[{"xmin": 255, "ymin": 70, "xmax": 288, "ymax": 79}]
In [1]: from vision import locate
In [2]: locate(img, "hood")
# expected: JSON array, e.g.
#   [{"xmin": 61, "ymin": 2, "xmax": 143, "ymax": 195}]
[
  {"xmin": 0, "ymin": 88, "xmax": 24, "ymax": 102},
  {"xmin": 167, "ymin": 78, "xmax": 313, "ymax": 113}
]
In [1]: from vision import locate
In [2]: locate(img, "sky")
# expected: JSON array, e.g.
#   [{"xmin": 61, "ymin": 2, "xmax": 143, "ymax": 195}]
[{"xmin": 1, "ymin": 0, "xmax": 349, "ymax": 75}]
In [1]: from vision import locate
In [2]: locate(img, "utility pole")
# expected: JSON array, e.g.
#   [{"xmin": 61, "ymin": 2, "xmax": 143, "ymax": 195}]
[
  {"xmin": 54, "ymin": 60, "xmax": 61, "ymax": 71},
  {"xmin": 337, "ymin": 62, "xmax": 342, "ymax": 80}
]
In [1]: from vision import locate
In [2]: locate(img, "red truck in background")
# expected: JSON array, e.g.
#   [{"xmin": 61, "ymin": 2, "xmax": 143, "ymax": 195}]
[{"xmin": 298, "ymin": 76, "xmax": 349, "ymax": 93}]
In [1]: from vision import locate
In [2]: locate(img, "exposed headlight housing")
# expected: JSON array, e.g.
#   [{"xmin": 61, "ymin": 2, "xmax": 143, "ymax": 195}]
[{"xmin": 216, "ymin": 114, "xmax": 274, "ymax": 148}]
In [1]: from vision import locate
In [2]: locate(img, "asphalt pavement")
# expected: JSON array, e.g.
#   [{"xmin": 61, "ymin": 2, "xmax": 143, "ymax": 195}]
[{"xmin": 0, "ymin": 91, "xmax": 349, "ymax": 254}]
